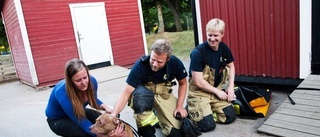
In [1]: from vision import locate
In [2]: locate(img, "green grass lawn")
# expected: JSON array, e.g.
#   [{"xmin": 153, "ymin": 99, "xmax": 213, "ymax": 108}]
[{"xmin": 146, "ymin": 30, "xmax": 195, "ymax": 60}]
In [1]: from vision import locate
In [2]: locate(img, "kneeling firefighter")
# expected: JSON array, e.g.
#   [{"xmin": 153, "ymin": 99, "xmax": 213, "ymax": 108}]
[
  {"xmin": 111, "ymin": 39, "xmax": 189, "ymax": 137},
  {"xmin": 187, "ymin": 40, "xmax": 237, "ymax": 132}
]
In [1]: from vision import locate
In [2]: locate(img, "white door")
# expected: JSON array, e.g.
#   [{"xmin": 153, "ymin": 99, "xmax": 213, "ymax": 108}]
[{"xmin": 69, "ymin": 2, "xmax": 113, "ymax": 66}]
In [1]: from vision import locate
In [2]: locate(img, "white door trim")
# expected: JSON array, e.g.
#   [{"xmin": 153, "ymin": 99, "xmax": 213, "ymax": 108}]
[
  {"xmin": 14, "ymin": 0, "xmax": 39, "ymax": 85},
  {"xmin": 69, "ymin": 2, "xmax": 114, "ymax": 66},
  {"xmin": 299, "ymin": 0, "xmax": 311, "ymax": 78}
]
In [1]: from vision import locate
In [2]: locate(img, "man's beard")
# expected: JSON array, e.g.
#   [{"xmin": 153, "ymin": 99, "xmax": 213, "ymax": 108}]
[{"xmin": 150, "ymin": 64, "xmax": 162, "ymax": 72}]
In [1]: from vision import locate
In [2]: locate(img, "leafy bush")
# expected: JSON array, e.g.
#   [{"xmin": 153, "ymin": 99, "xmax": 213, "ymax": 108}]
[{"xmin": 0, "ymin": 19, "xmax": 9, "ymax": 54}]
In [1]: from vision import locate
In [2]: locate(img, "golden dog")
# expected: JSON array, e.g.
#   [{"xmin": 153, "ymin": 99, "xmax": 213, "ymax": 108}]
[{"xmin": 90, "ymin": 113, "xmax": 134, "ymax": 137}]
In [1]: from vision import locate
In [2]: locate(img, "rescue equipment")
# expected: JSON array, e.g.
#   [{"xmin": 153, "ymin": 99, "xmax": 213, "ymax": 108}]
[
  {"xmin": 131, "ymin": 85, "xmax": 155, "ymax": 114},
  {"xmin": 175, "ymin": 112, "xmax": 202, "ymax": 137},
  {"xmin": 232, "ymin": 86, "xmax": 272, "ymax": 118}
]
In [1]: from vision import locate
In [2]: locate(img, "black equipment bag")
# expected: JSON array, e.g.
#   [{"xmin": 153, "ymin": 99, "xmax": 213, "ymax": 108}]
[{"xmin": 232, "ymin": 86, "xmax": 272, "ymax": 119}]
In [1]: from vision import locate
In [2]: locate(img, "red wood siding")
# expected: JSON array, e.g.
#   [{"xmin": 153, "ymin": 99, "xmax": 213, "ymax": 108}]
[
  {"xmin": 105, "ymin": 0, "xmax": 145, "ymax": 66},
  {"xmin": 199, "ymin": 0, "xmax": 299, "ymax": 79},
  {"xmin": 21, "ymin": 0, "xmax": 80, "ymax": 86},
  {"xmin": 15, "ymin": 0, "xmax": 143, "ymax": 86},
  {"xmin": 2, "ymin": 0, "xmax": 33, "ymax": 84}
]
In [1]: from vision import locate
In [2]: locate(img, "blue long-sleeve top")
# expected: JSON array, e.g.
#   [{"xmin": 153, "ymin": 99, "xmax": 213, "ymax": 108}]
[{"xmin": 45, "ymin": 75, "xmax": 103, "ymax": 136}]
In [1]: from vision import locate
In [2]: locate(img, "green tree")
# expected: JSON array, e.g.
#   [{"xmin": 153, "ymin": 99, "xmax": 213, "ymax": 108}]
[
  {"xmin": 142, "ymin": 0, "xmax": 165, "ymax": 33},
  {"xmin": 141, "ymin": 0, "xmax": 191, "ymax": 33},
  {"xmin": 166, "ymin": 0, "xmax": 182, "ymax": 32},
  {"xmin": 155, "ymin": 0, "xmax": 165, "ymax": 33},
  {"xmin": 0, "ymin": 19, "xmax": 9, "ymax": 54}
]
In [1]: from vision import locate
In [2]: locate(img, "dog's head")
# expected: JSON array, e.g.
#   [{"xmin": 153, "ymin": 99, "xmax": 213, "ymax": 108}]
[{"xmin": 90, "ymin": 113, "xmax": 120, "ymax": 135}]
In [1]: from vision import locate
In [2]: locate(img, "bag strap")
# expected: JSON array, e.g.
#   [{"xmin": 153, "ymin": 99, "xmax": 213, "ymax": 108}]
[
  {"xmin": 220, "ymin": 43, "xmax": 228, "ymax": 69},
  {"xmin": 140, "ymin": 55, "xmax": 153, "ymax": 82}
]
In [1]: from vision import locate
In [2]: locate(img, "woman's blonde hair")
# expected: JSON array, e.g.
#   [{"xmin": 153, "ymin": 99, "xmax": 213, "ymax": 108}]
[{"xmin": 64, "ymin": 58, "xmax": 100, "ymax": 120}]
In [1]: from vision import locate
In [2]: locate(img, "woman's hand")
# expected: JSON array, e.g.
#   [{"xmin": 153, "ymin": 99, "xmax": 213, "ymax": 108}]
[
  {"xmin": 100, "ymin": 104, "xmax": 113, "ymax": 113},
  {"xmin": 107, "ymin": 124, "xmax": 125, "ymax": 137}
]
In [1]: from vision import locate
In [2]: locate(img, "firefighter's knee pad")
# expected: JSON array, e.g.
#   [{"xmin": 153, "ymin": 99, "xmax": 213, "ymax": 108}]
[
  {"xmin": 196, "ymin": 114, "xmax": 216, "ymax": 132},
  {"xmin": 222, "ymin": 105, "xmax": 237, "ymax": 124},
  {"xmin": 132, "ymin": 86, "xmax": 154, "ymax": 114},
  {"xmin": 167, "ymin": 127, "xmax": 183, "ymax": 137}
]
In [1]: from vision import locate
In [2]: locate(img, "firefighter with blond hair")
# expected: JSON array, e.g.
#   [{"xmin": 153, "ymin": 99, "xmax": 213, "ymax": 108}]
[{"xmin": 187, "ymin": 18, "xmax": 237, "ymax": 132}]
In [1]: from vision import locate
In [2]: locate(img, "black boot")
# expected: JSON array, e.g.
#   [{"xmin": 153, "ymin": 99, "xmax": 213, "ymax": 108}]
[
  {"xmin": 138, "ymin": 125, "xmax": 156, "ymax": 137},
  {"xmin": 167, "ymin": 128, "xmax": 183, "ymax": 137}
]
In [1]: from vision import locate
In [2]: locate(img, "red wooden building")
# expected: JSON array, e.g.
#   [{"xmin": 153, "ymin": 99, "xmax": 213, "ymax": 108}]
[
  {"xmin": 192, "ymin": 0, "xmax": 317, "ymax": 86},
  {"xmin": 1, "ymin": 0, "xmax": 147, "ymax": 88}
]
